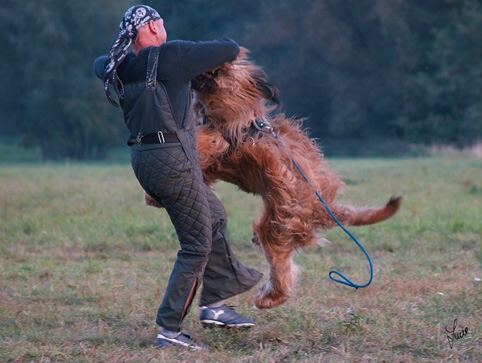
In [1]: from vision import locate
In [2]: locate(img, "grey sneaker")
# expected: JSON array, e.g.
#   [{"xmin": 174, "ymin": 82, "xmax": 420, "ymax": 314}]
[
  {"xmin": 156, "ymin": 331, "xmax": 209, "ymax": 350},
  {"xmin": 200, "ymin": 304, "xmax": 255, "ymax": 329}
]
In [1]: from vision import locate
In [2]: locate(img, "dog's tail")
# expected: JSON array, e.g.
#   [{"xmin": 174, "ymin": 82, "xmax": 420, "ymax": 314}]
[
  {"xmin": 350, "ymin": 195, "xmax": 402, "ymax": 226},
  {"xmin": 333, "ymin": 195, "xmax": 402, "ymax": 227}
]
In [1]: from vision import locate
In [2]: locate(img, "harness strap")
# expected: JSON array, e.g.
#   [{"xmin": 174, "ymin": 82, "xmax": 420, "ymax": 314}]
[
  {"xmin": 146, "ymin": 47, "xmax": 160, "ymax": 91},
  {"xmin": 221, "ymin": 119, "xmax": 272, "ymax": 149}
]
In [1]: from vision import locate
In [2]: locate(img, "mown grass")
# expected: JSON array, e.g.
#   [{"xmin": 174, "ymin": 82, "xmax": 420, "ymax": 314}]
[{"xmin": 1, "ymin": 157, "xmax": 481, "ymax": 362}]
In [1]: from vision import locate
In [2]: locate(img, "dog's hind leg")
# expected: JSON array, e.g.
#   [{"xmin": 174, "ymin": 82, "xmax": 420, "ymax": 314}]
[{"xmin": 252, "ymin": 230, "xmax": 299, "ymax": 309}]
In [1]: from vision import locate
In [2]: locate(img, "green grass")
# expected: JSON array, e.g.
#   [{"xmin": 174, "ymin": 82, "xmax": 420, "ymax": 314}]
[{"xmin": 1, "ymin": 157, "xmax": 481, "ymax": 362}]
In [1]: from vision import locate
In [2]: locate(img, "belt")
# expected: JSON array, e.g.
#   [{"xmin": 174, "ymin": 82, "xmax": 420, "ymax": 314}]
[{"xmin": 128, "ymin": 131, "xmax": 180, "ymax": 146}]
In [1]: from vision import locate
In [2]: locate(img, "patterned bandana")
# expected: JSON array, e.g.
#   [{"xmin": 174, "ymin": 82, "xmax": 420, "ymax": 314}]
[{"xmin": 103, "ymin": 5, "xmax": 162, "ymax": 107}]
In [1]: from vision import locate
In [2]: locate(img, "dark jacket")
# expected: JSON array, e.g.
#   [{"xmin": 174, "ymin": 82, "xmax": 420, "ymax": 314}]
[{"xmin": 93, "ymin": 39, "xmax": 239, "ymax": 139}]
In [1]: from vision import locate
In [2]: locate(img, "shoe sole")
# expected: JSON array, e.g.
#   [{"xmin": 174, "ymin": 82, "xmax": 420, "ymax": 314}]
[
  {"xmin": 156, "ymin": 335, "xmax": 207, "ymax": 350},
  {"xmin": 201, "ymin": 320, "xmax": 255, "ymax": 329}
]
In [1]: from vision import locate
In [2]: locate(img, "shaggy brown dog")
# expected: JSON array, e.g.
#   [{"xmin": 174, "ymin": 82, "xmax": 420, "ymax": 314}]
[{"xmin": 145, "ymin": 48, "xmax": 401, "ymax": 309}]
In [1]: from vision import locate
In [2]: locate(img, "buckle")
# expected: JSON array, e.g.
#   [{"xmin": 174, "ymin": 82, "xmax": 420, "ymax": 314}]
[
  {"xmin": 157, "ymin": 131, "xmax": 165, "ymax": 143},
  {"xmin": 136, "ymin": 133, "xmax": 142, "ymax": 146}
]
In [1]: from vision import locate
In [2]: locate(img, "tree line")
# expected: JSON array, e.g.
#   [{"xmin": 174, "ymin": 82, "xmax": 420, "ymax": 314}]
[{"xmin": 1, "ymin": 0, "xmax": 481, "ymax": 159}]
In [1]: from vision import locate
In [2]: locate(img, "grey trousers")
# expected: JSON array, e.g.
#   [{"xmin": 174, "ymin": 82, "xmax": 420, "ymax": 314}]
[{"xmin": 131, "ymin": 144, "xmax": 262, "ymax": 332}]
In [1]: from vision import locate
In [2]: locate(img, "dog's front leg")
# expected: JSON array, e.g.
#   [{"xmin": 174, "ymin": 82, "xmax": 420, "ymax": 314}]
[{"xmin": 196, "ymin": 126, "xmax": 230, "ymax": 187}]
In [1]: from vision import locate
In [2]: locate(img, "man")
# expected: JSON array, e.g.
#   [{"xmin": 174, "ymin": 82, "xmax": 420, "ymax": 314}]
[{"xmin": 93, "ymin": 5, "xmax": 262, "ymax": 350}]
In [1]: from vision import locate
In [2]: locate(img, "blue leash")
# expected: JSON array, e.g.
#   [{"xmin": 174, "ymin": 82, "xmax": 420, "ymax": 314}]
[{"xmin": 271, "ymin": 130, "xmax": 373, "ymax": 289}]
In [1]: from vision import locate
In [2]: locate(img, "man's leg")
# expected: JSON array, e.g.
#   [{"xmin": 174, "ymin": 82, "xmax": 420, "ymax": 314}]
[
  {"xmin": 155, "ymin": 171, "xmax": 214, "ymax": 331},
  {"xmin": 197, "ymin": 188, "xmax": 262, "ymax": 329}
]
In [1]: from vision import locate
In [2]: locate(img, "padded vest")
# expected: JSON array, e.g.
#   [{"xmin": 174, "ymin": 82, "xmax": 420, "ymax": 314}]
[{"xmin": 121, "ymin": 47, "xmax": 194, "ymax": 138}]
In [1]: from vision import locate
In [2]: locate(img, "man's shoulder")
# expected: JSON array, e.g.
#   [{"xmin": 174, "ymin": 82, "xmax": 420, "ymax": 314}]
[
  {"xmin": 93, "ymin": 55, "xmax": 108, "ymax": 79},
  {"xmin": 160, "ymin": 40, "xmax": 195, "ymax": 52}
]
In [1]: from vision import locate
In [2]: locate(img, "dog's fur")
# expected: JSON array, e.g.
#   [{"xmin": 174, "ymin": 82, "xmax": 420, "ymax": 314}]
[{"xmin": 145, "ymin": 48, "xmax": 401, "ymax": 309}]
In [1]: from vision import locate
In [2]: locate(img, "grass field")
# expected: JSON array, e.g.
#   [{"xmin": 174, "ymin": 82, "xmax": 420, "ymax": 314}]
[{"xmin": 1, "ymin": 157, "xmax": 481, "ymax": 362}]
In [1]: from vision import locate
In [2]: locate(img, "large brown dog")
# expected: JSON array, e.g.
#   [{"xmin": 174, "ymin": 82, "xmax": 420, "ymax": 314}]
[{"xmin": 145, "ymin": 48, "xmax": 401, "ymax": 309}]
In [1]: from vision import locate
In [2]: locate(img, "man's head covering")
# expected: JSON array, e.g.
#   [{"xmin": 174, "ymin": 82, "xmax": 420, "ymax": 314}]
[{"xmin": 104, "ymin": 5, "xmax": 161, "ymax": 107}]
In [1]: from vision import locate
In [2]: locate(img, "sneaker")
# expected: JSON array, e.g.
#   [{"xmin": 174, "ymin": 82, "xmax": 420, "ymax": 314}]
[
  {"xmin": 156, "ymin": 331, "xmax": 208, "ymax": 350},
  {"xmin": 200, "ymin": 304, "xmax": 255, "ymax": 329}
]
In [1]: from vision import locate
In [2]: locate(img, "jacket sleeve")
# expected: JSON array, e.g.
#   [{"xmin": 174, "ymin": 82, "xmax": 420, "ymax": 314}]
[
  {"xmin": 177, "ymin": 38, "xmax": 240, "ymax": 81},
  {"xmin": 93, "ymin": 55, "xmax": 108, "ymax": 80}
]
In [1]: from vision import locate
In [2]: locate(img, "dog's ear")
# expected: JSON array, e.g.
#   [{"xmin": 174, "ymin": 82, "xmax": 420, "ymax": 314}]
[
  {"xmin": 239, "ymin": 47, "xmax": 250, "ymax": 58},
  {"xmin": 251, "ymin": 68, "xmax": 280, "ymax": 104},
  {"xmin": 240, "ymin": 47, "xmax": 280, "ymax": 105}
]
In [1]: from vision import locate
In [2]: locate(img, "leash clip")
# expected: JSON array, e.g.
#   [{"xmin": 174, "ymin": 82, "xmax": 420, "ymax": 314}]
[
  {"xmin": 254, "ymin": 118, "xmax": 272, "ymax": 131},
  {"xmin": 136, "ymin": 132, "xmax": 142, "ymax": 146}
]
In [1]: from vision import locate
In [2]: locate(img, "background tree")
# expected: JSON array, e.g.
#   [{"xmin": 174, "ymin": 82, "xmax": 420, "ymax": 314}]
[
  {"xmin": 0, "ymin": 0, "xmax": 131, "ymax": 159},
  {"xmin": 243, "ymin": 0, "xmax": 426, "ymax": 155},
  {"xmin": 403, "ymin": 0, "xmax": 482, "ymax": 147},
  {"xmin": 0, "ymin": 0, "xmax": 480, "ymax": 159}
]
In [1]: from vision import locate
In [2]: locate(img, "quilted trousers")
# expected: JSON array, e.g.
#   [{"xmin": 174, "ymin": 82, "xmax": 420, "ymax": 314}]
[{"xmin": 131, "ymin": 143, "xmax": 263, "ymax": 332}]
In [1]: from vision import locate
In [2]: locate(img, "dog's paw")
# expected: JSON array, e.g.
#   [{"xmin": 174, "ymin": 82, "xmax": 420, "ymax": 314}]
[
  {"xmin": 253, "ymin": 282, "xmax": 289, "ymax": 309},
  {"xmin": 144, "ymin": 191, "xmax": 163, "ymax": 208}
]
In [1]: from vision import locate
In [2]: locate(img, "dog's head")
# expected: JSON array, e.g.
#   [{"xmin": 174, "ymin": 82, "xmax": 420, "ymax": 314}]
[
  {"xmin": 191, "ymin": 47, "xmax": 280, "ymax": 105},
  {"xmin": 192, "ymin": 47, "xmax": 281, "ymax": 143}
]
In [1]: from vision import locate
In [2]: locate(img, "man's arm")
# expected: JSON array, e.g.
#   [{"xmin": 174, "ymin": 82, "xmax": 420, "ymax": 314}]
[{"xmin": 178, "ymin": 38, "xmax": 240, "ymax": 81}]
